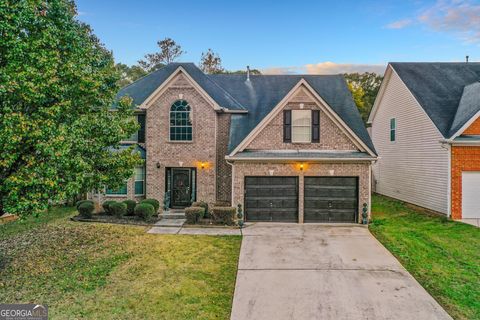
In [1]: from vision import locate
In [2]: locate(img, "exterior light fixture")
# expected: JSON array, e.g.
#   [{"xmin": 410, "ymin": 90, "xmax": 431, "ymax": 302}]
[
  {"xmin": 156, "ymin": 162, "xmax": 161, "ymax": 168},
  {"xmin": 200, "ymin": 162, "xmax": 205, "ymax": 169},
  {"xmin": 299, "ymin": 164, "xmax": 304, "ymax": 171}
]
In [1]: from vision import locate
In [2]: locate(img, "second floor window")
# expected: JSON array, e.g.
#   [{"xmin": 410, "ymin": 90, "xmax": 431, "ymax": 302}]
[
  {"xmin": 170, "ymin": 100, "xmax": 192, "ymax": 141},
  {"xmin": 292, "ymin": 110, "xmax": 312, "ymax": 143},
  {"xmin": 390, "ymin": 118, "xmax": 396, "ymax": 142}
]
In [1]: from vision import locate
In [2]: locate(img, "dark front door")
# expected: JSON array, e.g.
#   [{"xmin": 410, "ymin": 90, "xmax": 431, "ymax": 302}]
[
  {"xmin": 245, "ymin": 176, "xmax": 298, "ymax": 222},
  {"xmin": 304, "ymin": 177, "xmax": 358, "ymax": 223},
  {"xmin": 171, "ymin": 168, "xmax": 192, "ymax": 208}
]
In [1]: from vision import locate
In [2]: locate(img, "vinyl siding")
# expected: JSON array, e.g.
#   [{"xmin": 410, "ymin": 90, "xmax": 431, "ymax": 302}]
[{"xmin": 371, "ymin": 69, "xmax": 449, "ymax": 214}]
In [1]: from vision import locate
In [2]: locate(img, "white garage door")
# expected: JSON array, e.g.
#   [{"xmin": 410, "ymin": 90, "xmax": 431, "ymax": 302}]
[{"xmin": 462, "ymin": 172, "xmax": 480, "ymax": 219}]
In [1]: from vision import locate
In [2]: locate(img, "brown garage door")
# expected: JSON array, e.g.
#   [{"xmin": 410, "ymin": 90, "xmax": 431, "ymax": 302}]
[
  {"xmin": 304, "ymin": 177, "xmax": 358, "ymax": 223},
  {"xmin": 245, "ymin": 176, "xmax": 298, "ymax": 222}
]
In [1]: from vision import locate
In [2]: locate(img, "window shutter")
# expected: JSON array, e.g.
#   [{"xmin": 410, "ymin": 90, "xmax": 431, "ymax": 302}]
[
  {"xmin": 312, "ymin": 110, "xmax": 320, "ymax": 143},
  {"xmin": 283, "ymin": 110, "xmax": 292, "ymax": 143},
  {"xmin": 137, "ymin": 114, "xmax": 146, "ymax": 143}
]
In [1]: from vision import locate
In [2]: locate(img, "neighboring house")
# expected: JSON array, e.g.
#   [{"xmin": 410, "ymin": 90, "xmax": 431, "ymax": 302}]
[
  {"xmin": 91, "ymin": 63, "xmax": 377, "ymax": 223},
  {"xmin": 369, "ymin": 62, "xmax": 480, "ymax": 220}
]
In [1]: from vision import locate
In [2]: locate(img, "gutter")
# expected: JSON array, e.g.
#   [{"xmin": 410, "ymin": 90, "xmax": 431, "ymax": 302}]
[
  {"xmin": 225, "ymin": 156, "xmax": 378, "ymax": 162},
  {"xmin": 440, "ymin": 139, "xmax": 480, "ymax": 146}
]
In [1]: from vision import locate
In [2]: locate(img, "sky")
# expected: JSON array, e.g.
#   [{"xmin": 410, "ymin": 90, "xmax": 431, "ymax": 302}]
[{"xmin": 76, "ymin": 0, "xmax": 480, "ymax": 74}]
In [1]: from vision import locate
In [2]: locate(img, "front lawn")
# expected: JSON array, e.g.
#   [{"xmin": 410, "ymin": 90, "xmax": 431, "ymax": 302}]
[
  {"xmin": 370, "ymin": 194, "xmax": 480, "ymax": 320},
  {"xmin": 0, "ymin": 207, "xmax": 241, "ymax": 319}
]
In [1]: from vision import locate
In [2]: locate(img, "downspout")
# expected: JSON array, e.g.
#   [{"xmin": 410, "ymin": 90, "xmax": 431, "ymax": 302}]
[
  {"xmin": 440, "ymin": 140, "xmax": 451, "ymax": 218},
  {"xmin": 226, "ymin": 159, "xmax": 235, "ymax": 206}
]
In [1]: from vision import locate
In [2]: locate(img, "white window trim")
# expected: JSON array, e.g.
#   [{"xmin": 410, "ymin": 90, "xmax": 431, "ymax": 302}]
[
  {"xmin": 292, "ymin": 110, "xmax": 312, "ymax": 143},
  {"xmin": 169, "ymin": 100, "xmax": 193, "ymax": 142}
]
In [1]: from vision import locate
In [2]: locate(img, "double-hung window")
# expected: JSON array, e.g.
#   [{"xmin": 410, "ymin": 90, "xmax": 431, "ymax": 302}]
[
  {"xmin": 292, "ymin": 110, "xmax": 312, "ymax": 143},
  {"xmin": 135, "ymin": 166, "xmax": 145, "ymax": 195},
  {"xmin": 390, "ymin": 118, "xmax": 396, "ymax": 142}
]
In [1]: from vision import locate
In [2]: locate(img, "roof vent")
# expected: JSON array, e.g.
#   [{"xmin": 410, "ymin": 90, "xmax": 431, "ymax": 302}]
[
  {"xmin": 466, "ymin": 55, "xmax": 469, "ymax": 63},
  {"xmin": 246, "ymin": 66, "xmax": 251, "ymax": 81}
]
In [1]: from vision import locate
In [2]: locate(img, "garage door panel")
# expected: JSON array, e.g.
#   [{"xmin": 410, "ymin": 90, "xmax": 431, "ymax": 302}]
[
  {"xmin": 245, "ymin": 176, "xmax": 298, "ymax": 222},
  {"xmin": 304, "ymin": 177, "xmax": 358, "ymax": 223},
  {"xmin": 462, "ymin": 172, "xmax": 480, "ymax": 219}
]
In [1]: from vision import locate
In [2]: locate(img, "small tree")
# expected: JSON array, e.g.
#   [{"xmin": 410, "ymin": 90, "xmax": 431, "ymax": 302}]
[
  {"xmin": 116, "ymin": 63, "xmax": 148, "ymax": 87},
  {"xmin": 344, "ymin": 72, "xmax": 383, "ymax": 123},
  {"xmin": 0, "ymin": 0, "xmax": 141, "ymax": 216},
  {"xmin": 138, "ymin": 37, "xmax": 184, "ymax": 72},
  {"xmin": 199, "ymin": 49, "xmax": 224, "ymax": 74}
]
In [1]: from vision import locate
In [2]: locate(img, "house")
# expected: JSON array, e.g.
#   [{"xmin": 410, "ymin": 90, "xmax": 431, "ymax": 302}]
[
  {"xmin": 92, "ymin": 63, "xmax": 377, "ymax": 223},
  {"xmin": 369, "ymin": 62, "xmax": 480, "ymax": 220}
]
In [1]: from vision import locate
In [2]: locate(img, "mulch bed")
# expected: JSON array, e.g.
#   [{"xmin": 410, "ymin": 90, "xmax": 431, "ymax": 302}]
[{"xmin": 71, "ymin": 214, "xmax": 160, "ymax": 226}]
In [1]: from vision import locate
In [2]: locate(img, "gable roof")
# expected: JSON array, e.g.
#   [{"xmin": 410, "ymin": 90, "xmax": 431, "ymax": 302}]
[
  {"xmin": 116, "ymin": 63, "xmax": 245, "ymax": 110},
  {"xmin": 389, "ymin": 62, "xmax": 480, "ymax": 138},
  {"xmin": 116, "ymin": 63, "xmax": 375, "ymax": 154},
  {"xmin": 209, "ymin": 74, "xmax": 375, "ymax": 153}
]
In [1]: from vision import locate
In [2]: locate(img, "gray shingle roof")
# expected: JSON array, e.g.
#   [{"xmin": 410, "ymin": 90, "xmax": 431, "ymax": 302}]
[
  {"xmin": 390, "ymin": 62, "xmax": 480, "ymax": 138},
  {"xmin": 116, "ymin": 63, "xmax": 375, "ymax": 155},
  {"xmin": 210, "ymin": 74, "xmax": 375, "ymax": 153},
  {"xmin": 228, "ymin": 150, "xmax": 375, "ymax": 160}
]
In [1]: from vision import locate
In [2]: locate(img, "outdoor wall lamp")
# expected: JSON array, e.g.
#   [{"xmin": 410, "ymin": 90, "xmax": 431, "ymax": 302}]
[
  {"xmin": 156, "ymin": 162, "xmax": 161, "ymax": 168},
  {"xmin": 200, "ymin": 162, "xmax": 205, "ymax": 169},
  {"xmin": 299, "ymin": 163, "xmax": 304, "ymax": 171}
]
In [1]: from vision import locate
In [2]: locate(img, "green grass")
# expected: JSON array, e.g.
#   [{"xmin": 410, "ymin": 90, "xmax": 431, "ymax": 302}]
[
  {"xmin": 370, "ymin": 194, "xmax": 480, "ymax": 320},
  {"xmin": 0, "ymin": 207, "xmax": 241, "ymax": 319}
]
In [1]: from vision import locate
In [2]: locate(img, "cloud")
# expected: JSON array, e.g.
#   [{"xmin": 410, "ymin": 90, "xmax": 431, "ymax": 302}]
[
  {"xmin": 418, "ymin": 0, "xmax": 480, "ymax": 42},
  {"xmin": 385, "ymin": 19, "xmax": 413, "ymax": 29},
  {"xmin": 262, "ymin": 62, "xmax": 386, "ymax": 75},
  {"xmin": 386, "ymin": 1, "xmax": 480, "ymax": 42}
]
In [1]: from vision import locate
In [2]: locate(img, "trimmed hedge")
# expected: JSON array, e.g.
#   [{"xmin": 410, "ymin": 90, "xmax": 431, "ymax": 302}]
[
  {"xmin": 76, "ymin": 200, "xmax": 93, "ymax": 210},
  {"xmin": 192, "ymin": 201, "xmax": 208, "ymax": 215},
  {"xmin": 211, "ymin": 206, "xmax": 236, "ymax": 225},
  {"xmin": 135, "ymin": 203, "xmax": 155, "ymax": 220},
  {"xmin": 123, "ymin": 200, "xmax": 137, "ymax": 216},
  {"xmin": 140, "ymin": 199, "xmax": 160, "ymax": 213},
  {"xmin": 213, "ymin": 201, "xmax": 230, "ymax": 207},
  {"xmin": 110, "ymin": 202, "xmax": 127, "ymax": 217},
  {"xmin": 185, "ymin": 206, "xmax": 205, "ymax": 224},
  {"xmin": 78, "ymin": 201, "xmax": 94, "ymax": 218},
  {"xmin": 102, "ymin": 200, "xmax": 116, "ymax": 215}
]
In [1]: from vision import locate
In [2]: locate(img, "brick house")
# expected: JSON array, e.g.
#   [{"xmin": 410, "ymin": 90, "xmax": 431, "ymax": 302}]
[
  {"xmin": 369, "ymin": 62, "xmax": 480, "ymax": 221},
  {"xmin": 92, "ymin": 63, "xmax": 377, "ymax": 223}
]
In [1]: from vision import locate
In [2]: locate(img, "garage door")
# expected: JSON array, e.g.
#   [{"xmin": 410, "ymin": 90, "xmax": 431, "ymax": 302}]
[
  {"xmin": 304, "ymin": 177, "xmax": 358, "ymax": 223},
  {"xmin": 245, "ymin": 176, "xmax": 298, "ymax": 222},
  {"xmin": 462, "ymin": 172, "xmax": 480, "ymax": 219}
]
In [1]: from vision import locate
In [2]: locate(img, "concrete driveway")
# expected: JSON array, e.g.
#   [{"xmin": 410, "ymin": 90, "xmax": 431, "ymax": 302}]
[{"xmin": 231, "ymin": 223, "xmax": 451, "ymax": 320}]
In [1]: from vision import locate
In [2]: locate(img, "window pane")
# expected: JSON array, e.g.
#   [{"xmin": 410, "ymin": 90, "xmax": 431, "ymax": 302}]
[
  {"xmin": 292, "ymin": 126, "xmax": 311, "ymax": 143},
  {"xmin": 106, "ymin": 183, "xmax": 127, "ymax": 195},
  {"xmin": 135, "ymin": 181, "xmax": 144, "ymax": 195},
  {"xmin": 292, "ymin": 110, "xmax": 311, "ymax": 126},
  {"xmin": 170, "ymin": 100, "xmax": 192, "ymax": 141},
  {"xmin": 390, "ymin": 118, "xmax": 396, "ymax": 129},
  {"xmin": 390, "ymin": 129, "xmax": 395, "ymax": 142}
]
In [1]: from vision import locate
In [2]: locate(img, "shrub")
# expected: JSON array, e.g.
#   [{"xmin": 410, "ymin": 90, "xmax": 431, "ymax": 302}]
[
  {"xmin": 140, "ymin": 199, "xmax": 160, "ymax": 213},
  {"xmin": 123, "ymin": 200, "xmax": 136, "ymax": 216},
  {"xmin": 185, "ymin": 206, "xmax": 205, "ymax": 224},
  {"xmin": 102, "ymin": 200, "xmax": 116, "ymax": 215},
  {"xmin": 211, "ymin": 206, "xmax": 236, "ymax": 225},
  {"xmin": 110, "ymin": 202, "xmax": 127, "ymax": 217},
  {"xmin": 78, "ymin": 202, "xmax": 94, "ymax": 218},
  {"xmin": 76, "ymin": 199, "xmax": 93, "ymax": 209},
  {"xmin": 135, "ymin": 203, "xmax": 155, "ymax": 220},
  {"xmin": 192, "ymin": 201, "xmax": 208, "ymax": 215},
  {"xmin": 213, "ymin": 201, "xmax": 230, "ymax": 207}
]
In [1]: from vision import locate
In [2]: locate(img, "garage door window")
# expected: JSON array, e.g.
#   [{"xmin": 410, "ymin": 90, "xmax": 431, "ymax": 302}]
[{"xmin": 292, "ymin": 110, "xmax": 311, "ymax": 143}]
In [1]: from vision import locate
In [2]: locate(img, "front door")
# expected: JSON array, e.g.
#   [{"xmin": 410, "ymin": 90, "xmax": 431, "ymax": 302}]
[{"xmin": 170, "ymin": 168, "xmax": 194, "ymax": 208}]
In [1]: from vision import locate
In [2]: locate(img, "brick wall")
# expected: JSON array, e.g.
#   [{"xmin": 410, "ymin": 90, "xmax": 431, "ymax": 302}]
[
  {"xmin": 232, "ymin": 161, "xmax": 371, "ymax": 223},
  {"xmin": 462, "ymin": 117, "xmax": 480, "ymax": 135},
  {"xmin": 145, "ymin": 72, "xmax": 217, "ymax": 210},
  {"xmin": 216, "ymin": 113, "xmax": 232, "ymax": 203},
  {"xmin": 450, "ymin": 146, "xmax": 480, "ymax": 219}
]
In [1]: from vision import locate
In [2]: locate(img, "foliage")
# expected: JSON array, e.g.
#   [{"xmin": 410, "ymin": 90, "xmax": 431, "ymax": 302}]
[
  {"xmin": 344, "ymin": 72, "xmax": 383, "ymax": 123},
  {"xmin": 0, "ymin": 0, "xmax": 141, "ymax": 216},
  {"xmin": 213, "ymin": 201, "xmax": 230, "ymax": 207},
  {"xmin": 76, "ymin": 200, "xmax": 93, "ymax": 209},
  {"xmin": 138, "ymin": 37, "xmax": 184, "ymax": 72},
  {"xmin": 134, "ymin": 203, "xmax": 154, "ymax": 220},
  {"xmin": 185, "ymin": 206, "xmax": 205, "ymax": 224},
  {"xmin": 211, "ymin": 206, "xmax": 236, "ymax": 225},
  {"xmin": 224, "ymin": 68, "xmax": 262, "ymax": 75},
  {"xmin": 115, "ymin": 63, "xmax": 147, "ymax": 88},
  {"xmin": 123, "ymin": 200, "xmax": 136, "ymax": 216},
  {"xmin": 102, "ymin": 200, "xmax": 116, "ymax": 215},
  {"xmin": 192, "ymin": 201, "xmax": 209, "ymax": 215},
  {"xmin": 77, "ymin": 201, "xmax": 94, "ymax": 218},
  {"xmin": 0, "ymin": 206, "xmax": 241, "ymax": 319},
  {"xmin": 370, "ymin": 194, "xmax": 480, "ymax": 320},
  {"xmin": 140, "ymin": 199, "xmax": 160, "ymax": 213},
  {"xmin": 199, "ymin": 49, "xmax": 224, "ymax": 74},
  {"xmin": 109, "ymin": 202, "xmax": 127, "ymax": 218}
]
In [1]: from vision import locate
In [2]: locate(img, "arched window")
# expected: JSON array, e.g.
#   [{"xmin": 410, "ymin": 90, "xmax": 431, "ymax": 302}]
[{"xmin": 170, "ymin": 100, "xmax": 192, "ymax": 141}]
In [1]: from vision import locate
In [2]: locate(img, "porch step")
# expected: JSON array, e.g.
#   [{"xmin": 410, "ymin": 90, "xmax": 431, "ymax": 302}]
[
  {"xmin": 160, "ymin": 211, "xmax": 186, "ymax": 220},
  {"xmin": 154, "ymin": 218, "xmax": 186, "ymax": 227}
]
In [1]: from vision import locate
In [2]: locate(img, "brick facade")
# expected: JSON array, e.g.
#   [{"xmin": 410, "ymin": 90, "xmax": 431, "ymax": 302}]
[
  {"xmin": 462, "ymin": 116, "xmax": 480, "ymax": 135},
  {"xmin": 216, "ymin": 113, "xmax": 232, "ymax": 203},
  {"xmin": 145, "ymin": 72, "xmax": 217, "ymax": 210},
  {"xmin": 232, "ymin": 162, "xmax": 371, "ymax": 223},
  {"xmin": 450, "ymin": 146, "xmax": 480, "ymax": 219}
]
